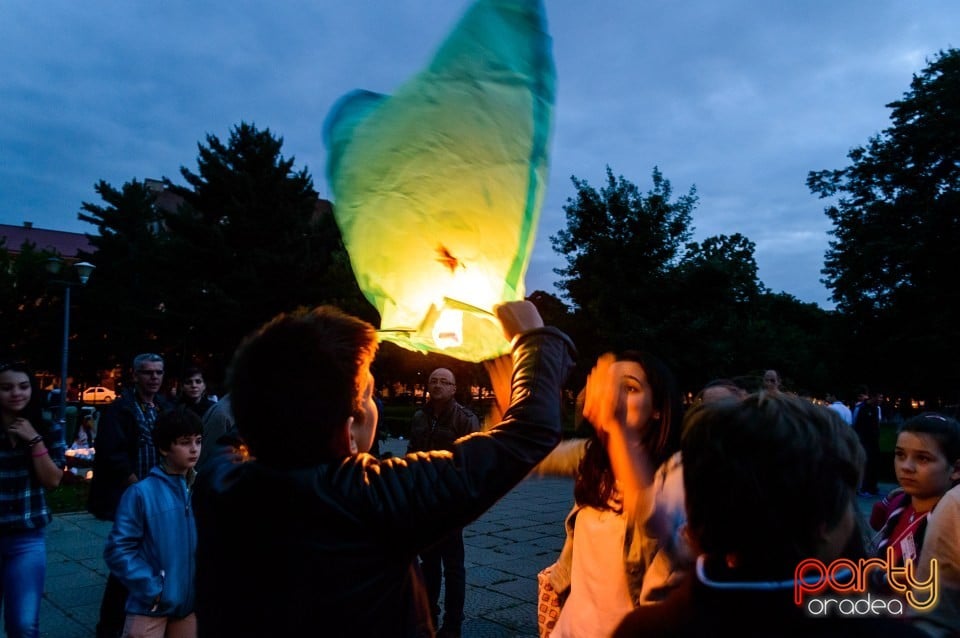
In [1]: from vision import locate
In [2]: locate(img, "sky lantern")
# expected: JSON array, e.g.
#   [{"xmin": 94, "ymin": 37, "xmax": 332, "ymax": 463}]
[{"xmin": 324, "ymin": 0, "xmax": 555, "ymax": 362}]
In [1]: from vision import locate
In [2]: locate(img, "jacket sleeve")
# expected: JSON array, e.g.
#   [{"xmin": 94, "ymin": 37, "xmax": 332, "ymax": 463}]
[
  {"xmin": 337, "ymin": 326, "xmax": 575, "ymax": 550},
  {"xmin": 459, "ymin": 405, "xmax": 480, "ymax": 437},
  {"xmin": 104, "ymin": 484, "xmax": 164, "ymax": 604}
]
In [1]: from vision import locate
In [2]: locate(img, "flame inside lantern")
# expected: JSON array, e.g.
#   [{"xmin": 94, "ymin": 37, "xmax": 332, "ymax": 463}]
[{"xmin": 432, "ymin": 308, "xmax": 464, "ymax": 349}]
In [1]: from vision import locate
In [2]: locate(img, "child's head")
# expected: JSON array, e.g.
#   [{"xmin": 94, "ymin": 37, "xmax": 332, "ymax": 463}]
[
  {"xmin": 180, "ymin": 366, "xmax": 207, "ymax": 402},
  {"xmin": 894, "ymin": 412, "xmax": 960, "ymax": 503},
  {"xmin": 227, "ymin": 306, "xmax": 379, "ymax": 468},
  {"xmin": 682, "ymin": 392, "xmax": 864, "ymax": 579},
  {"xmin": 692, "ymin": 378, "xmax": 748, "ymax": 407},
  {"xmin": 153, "ymin": 407, "xmax": 204, "ymax": 472}
]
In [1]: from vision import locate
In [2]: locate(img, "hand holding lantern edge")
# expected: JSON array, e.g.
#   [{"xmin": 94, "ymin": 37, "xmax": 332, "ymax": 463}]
[{"xmin": 493, "ymin": 300, "xmax": 543, "ymax": 343}]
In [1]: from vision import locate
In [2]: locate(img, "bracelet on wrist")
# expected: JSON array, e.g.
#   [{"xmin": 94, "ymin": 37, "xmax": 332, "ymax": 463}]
[
  {"xmin": 32, "ymin": 448, "xmax": 49, "ymax": 458},
  {"xmin": 26, "ymin": 435, "xmax": 44, "ymax": 448}
]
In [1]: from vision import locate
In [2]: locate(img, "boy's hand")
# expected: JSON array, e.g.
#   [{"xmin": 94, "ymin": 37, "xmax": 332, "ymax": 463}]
[{"xmin": 494, "ymin": 300, "xmax": 543, "ymax": 342}]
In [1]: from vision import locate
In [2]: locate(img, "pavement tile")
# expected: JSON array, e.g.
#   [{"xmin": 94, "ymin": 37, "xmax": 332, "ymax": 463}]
[
  {"xmin": 480, "ymin": 600, "xmax": 539, "ymax": 637},
  {"xmin": 460, "ymin": 616, "xmax": 530, "ymax": 638},
  {"xmin": 487, "ymin": 527, "xmax": 551, "ymax": 543},
  {"xmin": 483, "ymin": 556, "xmax": 552, "ymax": 579},
  {"xmin": 463, "ymin": 586, "xmax": 527, "ymax": 615},
  {"xmin": 486, "ymin": 576, "xmax": 537, "ymax": 600},
  {"xmin": 481, "ymin": 542, "xmax": 545, "ymax": 560},
  {"xmin": 463, "ymin": 566, "xmax": 525, "ymax": 588},
  {"xmin": 465, "ymin": 534, "xmax": 509, "ymax": 549},
  {"xmin": 464, "ymin": 520, "xmax": 511, "ymax": 536}
]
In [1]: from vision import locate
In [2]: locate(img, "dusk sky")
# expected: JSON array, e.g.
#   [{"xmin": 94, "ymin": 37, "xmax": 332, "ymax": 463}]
[{"xmin": 2, "ymin": 1, "xmax": 957, "ymax": 309}]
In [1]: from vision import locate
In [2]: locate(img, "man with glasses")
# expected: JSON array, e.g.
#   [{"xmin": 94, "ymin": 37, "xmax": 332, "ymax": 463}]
[
  {"xmin": 408, "ymin": 368, "xmax": 479, "ymax": 638},
  {"xmin": 89, "ymin": 353, "xmax": 173, "ymax": 638}
]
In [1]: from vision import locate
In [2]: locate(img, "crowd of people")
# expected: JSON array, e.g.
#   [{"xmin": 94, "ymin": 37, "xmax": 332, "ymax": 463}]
[{"xmin": 1, "ymin": 302, "xmax": 958, "ymax": 637}]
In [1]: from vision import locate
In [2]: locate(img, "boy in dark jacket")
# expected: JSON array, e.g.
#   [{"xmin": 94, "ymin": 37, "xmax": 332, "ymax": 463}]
[
  {"xmin": 105, "ymin": 408, "xmax": 202, "ymax": 638},
  {"xmin": 194, "ymin": 301, "xmax": 574, "ymax": 637}
]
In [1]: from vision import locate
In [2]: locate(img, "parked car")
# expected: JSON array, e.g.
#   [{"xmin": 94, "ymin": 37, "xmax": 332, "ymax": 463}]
[{"xmin": 81, "ymin": 386, "xmax": 116, "ymax": 404}]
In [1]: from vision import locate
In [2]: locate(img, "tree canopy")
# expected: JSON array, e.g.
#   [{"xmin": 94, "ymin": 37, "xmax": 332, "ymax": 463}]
[
  {"xmin": 550, "ymin": 166, "xmax": 835, "ymax": 395},
  {"xmin": 159, "ymin": 122, "xmax": 372, "ymax": 382},
  {"xmin": 0, "ymin": 239, "xmax": 61, "ymax": 367},
  {"xmin": 808, "ymin": 48, "xmax": 960, "ymax": 401},
  {"xmin": 75, "ymin": 179, "xmax": 169, "ymax": 375},
  {"xmin": 551, "ymin": 167, "xmax": 697, "ymax": 356},
  {"xmin": 71, "ymin": 123, "xmax": 372, "ymax": 387}
]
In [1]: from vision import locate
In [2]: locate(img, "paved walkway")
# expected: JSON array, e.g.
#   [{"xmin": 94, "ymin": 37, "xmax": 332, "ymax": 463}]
[{"xmin": 30, "ymin": 438, "xmax": 891, "ymax": 637}]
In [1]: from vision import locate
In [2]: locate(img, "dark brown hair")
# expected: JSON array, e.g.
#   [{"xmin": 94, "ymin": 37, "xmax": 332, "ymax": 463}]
[
  {"xmin": 682, "ymin": 392, "xmax": 864, "ymax": 579},
  {"xmin": 227, "ymin": 306, "xmax": 378, "ymax": 469}
]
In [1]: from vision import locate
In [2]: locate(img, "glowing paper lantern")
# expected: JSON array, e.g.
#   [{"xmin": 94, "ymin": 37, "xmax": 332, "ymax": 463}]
[{"xmin": 324, "ymin": 0, "xmax": 555, "ymax": 362}]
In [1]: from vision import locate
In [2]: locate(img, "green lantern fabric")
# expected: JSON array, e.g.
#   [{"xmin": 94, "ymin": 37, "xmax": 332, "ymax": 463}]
[{"xmin": 324, "ymin": 0, "xmax": 555, "ymax": 362}]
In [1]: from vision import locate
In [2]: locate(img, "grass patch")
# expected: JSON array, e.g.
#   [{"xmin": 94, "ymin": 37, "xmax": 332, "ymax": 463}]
[{"xmin": 47, "ymin": 478, "xmax": 90, "ymax": 514}]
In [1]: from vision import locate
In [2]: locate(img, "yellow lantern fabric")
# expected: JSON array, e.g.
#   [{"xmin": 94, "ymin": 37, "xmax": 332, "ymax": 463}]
[{"xmin": 323, "ymin": 0, "xmax": 556, "ymax": 362}]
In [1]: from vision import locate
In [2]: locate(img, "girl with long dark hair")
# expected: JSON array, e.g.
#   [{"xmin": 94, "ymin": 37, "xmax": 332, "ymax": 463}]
[
  {"xmin": 535, "ymin": 351, "xmax": 682, "ymax": 638},
  {"xmin": 0, "ymin": 360, "xmax": 66, "ymax": 637}
]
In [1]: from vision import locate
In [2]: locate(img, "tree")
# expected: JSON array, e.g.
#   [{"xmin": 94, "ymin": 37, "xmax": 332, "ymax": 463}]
[
  {"xmin": 551, "ymin": 166, "xmax": 697, "ymax": 359},
  {"xmin": 666, "ymin": 234, "xmax": 765, "ymax": 387},
  {"xmin": 0, "ymin": 239, "xmax": 61, "ymax": 367},
  {"xmin": 161, "ymin": 122, "xmax": 372, "ymax": 383},
  {"xmin": 76, "ymin": 179, "xmax": 168, "ymax": 377},
  {"xmin": 551, "ymin": 168, "xmax": 838, "ymax": 395},
  {"xmin": 807, "ymin": 49, "xmax": 960, "ymax": 403}
]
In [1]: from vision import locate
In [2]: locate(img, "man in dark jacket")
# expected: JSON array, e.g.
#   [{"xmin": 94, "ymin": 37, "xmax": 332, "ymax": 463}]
[
  {"xmin": 193, "ymin": 301, "xmax": 574, "ymax": 637},
  {"xmin": 88, "ymin": 352, "xmax": 173, "ymax": 638},
  {"xmin": 408, "ymin": 368, "xmax": 480, "ymax": 637}
]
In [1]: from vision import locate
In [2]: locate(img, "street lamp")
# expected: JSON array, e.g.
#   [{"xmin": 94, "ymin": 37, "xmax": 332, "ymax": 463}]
[{"xmin": 45, "ymin": 257, "xmax": 95, "ymax": 434}]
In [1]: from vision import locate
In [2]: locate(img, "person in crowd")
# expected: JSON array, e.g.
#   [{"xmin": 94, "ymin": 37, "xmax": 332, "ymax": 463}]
[
  {"xmin": 826, "ymin": 393, "xmax": 853, "ymax": 425},
  {"xmin": 613, "ymin": 392, "xmax": 925, "ymax": 637},
  {"xmin": 197, "ymin": 394, "xmax": 234, "ymax": 468},
  {"xmin": 89, "ymin": 353, "xmax": 173, "ymax": 638},
  {"xmin": 869, "ymin": 413, "xmax": 960, "ymax": 569},
  {"xmin": 911, "ymin": 481, "xmax": 960, "ymax": 637},
  {"xmin": 104, "ymin": 408, "xmax": 202, "ymax": 638},
  {"xmin": 854, "ymin": 388, "xmax": 884, "ymax": 496},
  {"xmin": 692, "ymin": 378, "xmax": 748, "ymax": 406},
  {"xmin": 638, "ymin": 377, "xmax": 749, "ymax": 585},
  {"xmin": 761, "ymin": 369, "xmax": 782, "ymax": 393},
  {"xmin": 851, "ymin": 385, "xmax": 869, "ymax": 423},
  {"xmin": 177, "ymin": 367, "xmax": 214, "ymax": 421},
  {"xmin": 0, "ymin": 360, "xmax": 66, "ymax": 638},
  {"xmin": 192, "ymin": 301, "xmax": 574, "ymax": 637},
  {"xmin": 533, "ymin": 350, "xmax": 682, "ymax": 637},
  {"xmin": 76, "ymin": 411, "xmax": 97, "ymax": 447},
  {"xmin": 407, "ymin": 367, "xmax": 480, "ymax": 638}
]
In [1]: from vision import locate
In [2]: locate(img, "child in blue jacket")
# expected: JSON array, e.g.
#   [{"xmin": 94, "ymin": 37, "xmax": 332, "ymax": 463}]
[{"xmin": 105, "ymin": 407, "xmax": 202, "ymax": 638}]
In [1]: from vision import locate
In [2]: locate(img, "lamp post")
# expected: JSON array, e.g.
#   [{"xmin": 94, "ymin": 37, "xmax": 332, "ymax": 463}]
[{"xmin": 45, "ymin": 257, "xmax": 95, "ymax": 432}]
